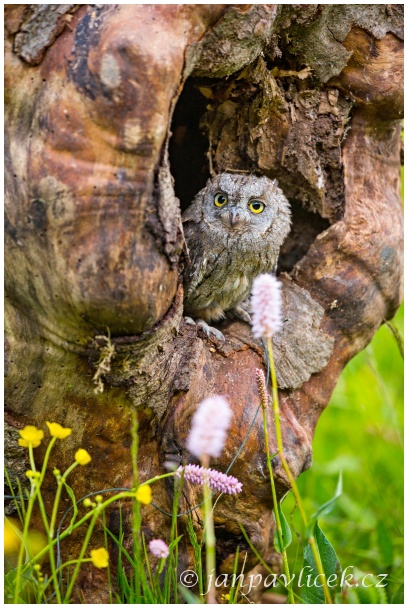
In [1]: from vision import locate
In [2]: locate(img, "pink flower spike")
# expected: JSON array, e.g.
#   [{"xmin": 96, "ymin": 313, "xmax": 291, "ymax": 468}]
[
  {"xmin": 250, "ymin": 274, "xmax": 283, "ymax": 339},
  {"xmin": 149, "ymin": 539, "xmax": 169, "ymax": 559},
  {"xmin": 186, "ymin": 396, "xmax": 232, "ymax": 459},
  {"xmin": 178, "ymin": 464, "xmax": 243, "ymax": 495}
]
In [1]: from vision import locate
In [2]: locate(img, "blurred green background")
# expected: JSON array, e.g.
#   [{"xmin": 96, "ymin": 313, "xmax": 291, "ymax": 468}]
[{"xmin": 282, "ymin": 303, "xmax": 404, "ymax": 603}]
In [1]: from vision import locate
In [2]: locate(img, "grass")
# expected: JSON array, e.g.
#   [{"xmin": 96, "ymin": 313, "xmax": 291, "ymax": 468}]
[{"xmin": 282, "ymin": 303, "xmax": 404, "ymax": 603}]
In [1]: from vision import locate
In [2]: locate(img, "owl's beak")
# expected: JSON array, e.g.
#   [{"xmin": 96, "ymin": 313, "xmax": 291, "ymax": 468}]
[{"xmin": 229, "ymin": 207, "xmax": 243, "ymax": 228}]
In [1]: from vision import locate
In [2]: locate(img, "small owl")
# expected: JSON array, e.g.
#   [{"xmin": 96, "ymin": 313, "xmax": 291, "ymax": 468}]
[{"xmin": 182, "ymin": 172, "xmax": 291, "ymax": 341}]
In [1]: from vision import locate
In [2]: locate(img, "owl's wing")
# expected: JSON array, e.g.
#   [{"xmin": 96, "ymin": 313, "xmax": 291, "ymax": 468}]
[{"xmin": 182, "ymin": 216, "xmax": 208, "ymax": 299}]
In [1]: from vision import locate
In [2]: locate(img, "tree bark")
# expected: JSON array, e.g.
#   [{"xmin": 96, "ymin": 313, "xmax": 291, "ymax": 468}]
[{"xmin": 5, "ymin": 4, "xmax": 403, "ymax": 600}]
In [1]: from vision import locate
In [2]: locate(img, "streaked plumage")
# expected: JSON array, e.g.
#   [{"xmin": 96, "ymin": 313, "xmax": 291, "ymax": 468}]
[{"xmin": 182, "ymin": 172, "xmax": 291, "ymax": 332}]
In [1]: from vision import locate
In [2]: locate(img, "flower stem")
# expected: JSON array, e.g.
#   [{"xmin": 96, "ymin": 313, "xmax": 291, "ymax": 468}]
[
  {"xmin": 201, "ymin": 454, "xmax": 217, "ymax": 604},
  {"xmin": 102, "ymin": 509, "xmax": 113, "ymax": 604},
  {"xmin": 49, "ymin": 462, "xmax": 79, "ymax": 539},
  {"xmin": 137, "ymin": 471, "xmax": 178, "ymax": 486},
  {"xmin": 170, "ymin": 473, "xmax": 182, "ymax": 603},
  {"xmin": 36, "ymin": 487, "xmax": 62, "ymax": 603},
  {"xmin": 38, "ymin": 437, "xmax": 57, "ymax": 484},
  {"xmin": 261, "ymin": 405, "xmax": 295, "ymax": 603},
  {"xmin": 38, "ymin": 438, "xmax": 79, "ymax": 603},
  {"xmin": 63, "ymin": 509, "xmax": 100, "ymax": 603},
  {"xmin": 45, "ymin": 462, "xmax": 79, "ymax": 603},
  {"xmin": 267, "ymin": 338, "xmax": 332, "ymax": 605},
  {"xmin": 13, "ymin": 480, "xmax": 36, "ymax": 602},
  {"xmin": 14, "ymin": 442, "xmax": 48, "ymax": 603},
  {"xmin": 130, "ymin": 411, "xmax": 144, "ymax": 602}
]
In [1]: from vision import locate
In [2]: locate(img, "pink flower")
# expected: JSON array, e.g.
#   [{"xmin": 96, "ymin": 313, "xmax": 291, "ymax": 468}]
[
  {"xmin": 250, "ymin": 274, "xmax": 282, "ymax": 339},
  {"xmin": 255, "ymin": 368, "xmax": 269, "ymax": 410},
  {"xmin": 178, "ymin": 464, "xmax": 243, "ymax": 495},
  {"xmin": 186, "ymin": 396, "xmax": 232, "ymax": 459},
  {"xmin": 149, "ymin": 539, "xmax": 169, "ymax": 559}
]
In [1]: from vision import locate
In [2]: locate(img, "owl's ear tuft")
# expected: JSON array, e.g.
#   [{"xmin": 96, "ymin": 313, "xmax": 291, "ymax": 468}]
[{"xmin": 181, "ymin": 200, "xmax": 202, "ymax": 224}]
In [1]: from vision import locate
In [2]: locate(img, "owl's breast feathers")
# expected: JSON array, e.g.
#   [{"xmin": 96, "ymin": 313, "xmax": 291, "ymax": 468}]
[{"xmin": 182, "ymin": 217, "xmax": 278, "ymax": 321}]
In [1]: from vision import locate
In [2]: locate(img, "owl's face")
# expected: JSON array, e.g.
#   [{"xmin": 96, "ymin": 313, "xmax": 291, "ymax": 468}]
[{"xmin": 200, "ymin": 173, "xmax": 290, "ymax": 237}]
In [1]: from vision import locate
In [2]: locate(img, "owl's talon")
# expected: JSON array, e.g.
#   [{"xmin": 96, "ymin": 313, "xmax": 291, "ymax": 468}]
[
  {"xmin": 196, "ymin": 319, "xmax": 225, "ymax": 343},
  {"xmin": 231, "ymin": 305, "xmax": 251, "ymax": 324},
  {"xmin": 184, "ymin": 316, "xmax": 196, "ymax": 326},
  {"xmin": 184, "ymin": 317, "xmax": 226, "ymax": 343}
]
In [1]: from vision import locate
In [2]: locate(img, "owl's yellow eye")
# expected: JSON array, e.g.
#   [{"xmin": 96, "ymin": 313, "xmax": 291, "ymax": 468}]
[
  {"xmin": 249, "ymin": 200, "xmax": 265, "ymax": 214},
  {"xmin": 214, "ymin": 192, "xmax": 228, "ymax": 207}
]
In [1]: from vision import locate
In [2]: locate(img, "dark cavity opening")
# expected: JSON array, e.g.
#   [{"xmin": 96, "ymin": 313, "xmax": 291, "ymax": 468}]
[
  {"xmin": 277, "ymin": 201, "xmax": 330, "ymax": 274},
  {"xmin": 168, "ymin": 78, "xmax": 210, "ymax": 213},
  {"xmin": 169, "ymin": 78, "xmax": 330, "ymax": 272}
]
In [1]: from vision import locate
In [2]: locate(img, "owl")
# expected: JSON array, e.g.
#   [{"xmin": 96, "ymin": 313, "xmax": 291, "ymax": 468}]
[{"xmin": 182, "ymin": 172, "xmax": 291, "ymax": 341}]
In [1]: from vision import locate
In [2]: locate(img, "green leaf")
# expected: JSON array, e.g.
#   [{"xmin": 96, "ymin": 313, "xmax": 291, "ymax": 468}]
[
  {"xmin": 4, "ymin": 566, "xmax": 35, "ymax": 604},
  {"xmin": 63, "ymin": 481, "xmax": 78, "ymax": 533},
  {"xmin": 343, "ymin": 568, "xmax": 388, "ymax": 604},
  {"xmin": 300, "ymin": 522, "xmax": 342, "ymax": 604},
  {"xmin": 105, "ymin": 526, "xmax": 136, "ymax": 567},
  {"xmin": 377, "ymin": 521, "xmax": 394, "ymax": 567},
  {"xmin": 390, "ymin": 583, "xmax": 404, "ymax": 604},
  {"xmin": 273, "ymin": 502, "xmax": 292, "ymax": 553},
  {"xmin": 310, "ymin": 472, "xmax": 343, "ymax": 525},
  {"xmin": 168, "ymin": 534, "xmax": 183, "ymax": 552},
  {"xmin": 178, "ymin": 584, "xmax": 202, "ymax": 604}
]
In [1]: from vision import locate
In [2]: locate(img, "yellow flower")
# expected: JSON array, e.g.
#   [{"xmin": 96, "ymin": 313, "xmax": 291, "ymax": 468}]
[
  {"xmin": 4, "ymin": 518, "xmax": 46, "ymax": 559},
  {"xmin": 26, "ymin": 470, "xmax": 40, "ymax": 479},
  {"xmin": 4, "ymin": 518, "xmax": 21, "ymax": 554},
  {"xmin": 75, "ymin": 449, "xmax": 92, "ymax": 465},
  {"xmin": 136, "ymin": 485, "xmax": 152, "ymax": 505},
  {"xmin": 46, "ymin": 421, "xmax": 72, "ymax": 439},
  {"xmin": 90, "ymin": 547, "xmax": 109, "ymax": 568},
  {"xmin": 18, "ymin": 425, "xmax": 44, "ymax": 448},
  {"xmin": 221, "ymin": 593, "xmax": 230, "ymax": 602}
]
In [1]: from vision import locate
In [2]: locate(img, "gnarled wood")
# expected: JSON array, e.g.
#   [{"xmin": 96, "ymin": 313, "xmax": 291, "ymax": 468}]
[{"xmin": 5, "ymin": 4, "xmax": 403, "ymax": 599}]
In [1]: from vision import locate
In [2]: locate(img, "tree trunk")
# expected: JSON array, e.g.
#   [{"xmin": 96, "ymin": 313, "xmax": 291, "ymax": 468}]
[{"xmin": 5, "ymin": 4, "xmax": 403, "ymax": 601}]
